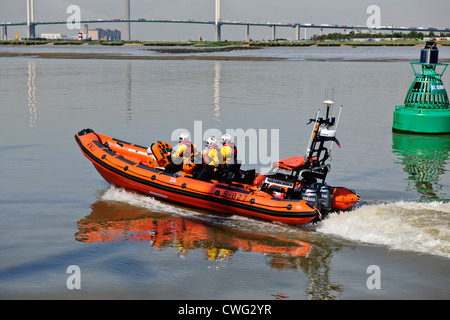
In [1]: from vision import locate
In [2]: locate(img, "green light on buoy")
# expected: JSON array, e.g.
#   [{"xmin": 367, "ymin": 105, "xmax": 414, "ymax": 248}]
[{"xmin": 393, "ymin": 41, "xmax": 450, "ymax": 134}]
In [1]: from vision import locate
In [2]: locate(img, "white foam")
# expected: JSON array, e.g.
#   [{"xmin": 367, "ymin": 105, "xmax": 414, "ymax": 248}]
[
  {"xmin": 316, "ymin": 201, "xmax": 450, "ymax": 258},
  {"xmin": 99, "ymin": 186, "xmax": 301, "ymax": 235},
  {"xmin": 100, "ymin": 187, "xmax": 450, "ymax": 258},
  {"xmin": 101, "ymin": 186, "xmax": 201, "ymax": 217}
]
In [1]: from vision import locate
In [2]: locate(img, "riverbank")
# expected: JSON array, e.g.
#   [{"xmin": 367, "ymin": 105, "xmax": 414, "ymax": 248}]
[
  {"xmin": 0, "ymin": 51, "xmax": 282, "ymax": 61},
  {"xmin": 2, "ymin": 39, "xmax": 450, "ymax": 47},
  {"xmin": 2, "ymin": 43, "xmax": 450, "ymax": 63}
]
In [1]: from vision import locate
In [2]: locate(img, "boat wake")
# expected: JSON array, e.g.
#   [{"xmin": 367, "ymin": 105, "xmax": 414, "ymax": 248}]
[
  {"xmin": 99, "ymin": 186, "xmax": 304, "ymax": 235},
  {"xmin": 316, "ymin": 201, "xmax": 450, "ymax": 259},
  {"xmin": 100, "ymin": 187, "xmax": 449, "ymax": 258},
  {"xmin": 101, "ymin": 186, "xmax": 205, "ymax": 218}
]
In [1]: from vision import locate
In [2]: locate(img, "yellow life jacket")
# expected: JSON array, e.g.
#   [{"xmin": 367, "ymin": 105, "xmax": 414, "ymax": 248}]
[
  {"xmin": 173, "ymin": 141, "xmax": 197, "ymax": 173},
  {"xmin": 202, "ymin": 145, "xmax": 220, "ymax": 166},
  {"xmin": 221, "ymin": 142, "xmax": 237, "ymax": 165}
]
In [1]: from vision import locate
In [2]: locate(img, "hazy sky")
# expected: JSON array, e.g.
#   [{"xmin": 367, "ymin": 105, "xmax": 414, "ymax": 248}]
[{"xmin": 1, "ymin": 0, "xmax": 449, "ymax": 41}]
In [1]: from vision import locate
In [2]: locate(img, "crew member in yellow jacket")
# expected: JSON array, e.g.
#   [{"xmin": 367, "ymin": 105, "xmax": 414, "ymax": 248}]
[
  {"xmin": 220, "ymin": 134, "xmax": 239, "ymax": 183},
  {"xmin": 195, "ymin": 136, "xmax": 221, "ymax": 181},
  {"xmin": 165, "ymin": 132, "xmax": 197, "ymax": 174}
]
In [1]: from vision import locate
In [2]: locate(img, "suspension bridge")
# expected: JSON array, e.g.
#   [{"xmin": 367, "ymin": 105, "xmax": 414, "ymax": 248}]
[{"xmin": 1, "ymin": 0, "xmax": 449, "ymax": 42}]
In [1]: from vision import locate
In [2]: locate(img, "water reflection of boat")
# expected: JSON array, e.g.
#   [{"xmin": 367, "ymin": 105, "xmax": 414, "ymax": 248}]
[
  {"xmin": 75, "ymin": 199, "xmax": 312, "ymax": 265},
  {"xmin": 76, "ymin": 190, "xmax": 346, "ymax": 298},
  {"xmin": 392, "ymin": 132, "xmax": 450, "ymax": 199}
]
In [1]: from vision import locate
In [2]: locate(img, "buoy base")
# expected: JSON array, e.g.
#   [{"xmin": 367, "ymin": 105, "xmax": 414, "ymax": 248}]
[{"xmin": 393, "ymin": 105, "xmax": 450, "ymax": 134}]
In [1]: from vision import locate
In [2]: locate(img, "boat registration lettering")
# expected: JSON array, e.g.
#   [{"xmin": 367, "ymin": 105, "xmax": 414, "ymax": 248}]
[
  {"xmin": 87, "ymin": 141, "xmax": 98, "ymax": 153},
  {"xmin": 265, "ymin": 177, "xmax": 294, "ymax": 188},
  {"xmin": 217, "ymin": 190, "xmax": 247, "ymax": 202}
]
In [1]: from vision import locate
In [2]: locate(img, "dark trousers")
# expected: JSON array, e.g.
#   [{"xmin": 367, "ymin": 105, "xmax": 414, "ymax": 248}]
[
  {"xmin": 165, "ymin": 162, "xmax": 183, "ymax": 173},
  {"xmin": 195, "ymin": 165, "xmax": 218, "ymax": 181},
  {"xmin": 221, "ymin": 164, "xmax": 239, "ymax": 184}
]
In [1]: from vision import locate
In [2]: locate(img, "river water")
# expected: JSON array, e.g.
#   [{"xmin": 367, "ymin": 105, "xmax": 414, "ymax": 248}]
[{"xmin": 0, "ymin": 44, "xmax": 449, "ymax": 300}]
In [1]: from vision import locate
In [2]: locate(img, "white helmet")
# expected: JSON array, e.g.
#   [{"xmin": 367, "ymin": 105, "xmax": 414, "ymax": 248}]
[
  {"xmin": 221, "ymin": 134, "xmax": 231, "ymax": 144},
  {"xmin": 179, "ymin": 132, "xmax": 189, "ymax": 141},
  {"xmin": 206, "ymin": 136, "xmax": 217, "ymax": 146}
]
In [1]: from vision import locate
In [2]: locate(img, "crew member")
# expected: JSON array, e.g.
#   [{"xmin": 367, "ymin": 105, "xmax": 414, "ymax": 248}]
[
  {"xmin": 196, "ymin": 136, "xmax": 221, "ymax": 181},
  {"xmin": 165, "ymin": 133, "xmax": 197, "ymax": 174},
  {"xmin": 220, "ymin": 134, "xmax": 239, "ymax": 183}
]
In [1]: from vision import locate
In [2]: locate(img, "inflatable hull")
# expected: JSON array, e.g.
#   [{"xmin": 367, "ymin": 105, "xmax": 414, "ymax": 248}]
[{"xmin": 75, "ymin": 129, "xmax": 321, "ymax": 225}]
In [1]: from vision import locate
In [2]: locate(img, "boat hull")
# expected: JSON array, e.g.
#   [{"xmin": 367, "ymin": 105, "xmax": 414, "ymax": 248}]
[{"xmin": 75, "ymin": 129, "xmax": 320, "ymax": 225}]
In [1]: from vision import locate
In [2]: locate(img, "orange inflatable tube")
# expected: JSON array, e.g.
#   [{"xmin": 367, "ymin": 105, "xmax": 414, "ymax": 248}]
[
  {"xmin": 333, "ymin": 187, "xmax": 360, "ymax": 211},
  {"xmin": 75, "ymin": 129, "xmax": 321, "ymax": 225}
]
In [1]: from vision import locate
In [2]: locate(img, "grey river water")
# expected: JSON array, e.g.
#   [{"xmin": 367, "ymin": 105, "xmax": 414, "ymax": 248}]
[{"xmin": 0, "ymin": 44, "xmax": 449, "ymax": 300}]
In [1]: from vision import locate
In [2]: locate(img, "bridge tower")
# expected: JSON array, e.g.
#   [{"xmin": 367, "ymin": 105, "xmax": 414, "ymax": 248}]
[
  {"xmin": 26, "ymin": 0, "xmax": 35, "ymax": 38},
  {"xmin": 125, "ymin": 0, "xmax": 131, "ymax": 41},
  {"xmin": 215, "ymin": 0, "xmax": 221, "ymax": 41}
]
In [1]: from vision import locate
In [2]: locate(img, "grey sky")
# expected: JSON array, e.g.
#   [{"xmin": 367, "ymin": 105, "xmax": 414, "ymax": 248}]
[{"xmin": 1, "ymin": 0, "xmax": 449, "ymax": 41}]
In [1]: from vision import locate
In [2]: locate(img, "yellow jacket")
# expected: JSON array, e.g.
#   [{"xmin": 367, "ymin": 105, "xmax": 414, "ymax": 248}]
[
  {"xmin": 202, "ymin": 146, "xmax": 220, "ymax": 166},
  {"xmin": 172, "ymin": 141, "xmax": 197, "ymax": 165},
  {"xmin": 221, "ymin": 142, "xmax": 237, "ymax": 165}
]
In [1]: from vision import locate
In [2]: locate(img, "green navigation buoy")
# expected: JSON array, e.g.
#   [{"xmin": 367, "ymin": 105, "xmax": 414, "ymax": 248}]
[{"xmin": 393, "ymin": 41, "xmax": 450, "ymax": 134}]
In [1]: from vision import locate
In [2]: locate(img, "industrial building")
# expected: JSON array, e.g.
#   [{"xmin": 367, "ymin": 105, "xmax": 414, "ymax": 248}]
[{"xmin": 88, "ymin": 28, "xmax": 121, "ymax": 41}]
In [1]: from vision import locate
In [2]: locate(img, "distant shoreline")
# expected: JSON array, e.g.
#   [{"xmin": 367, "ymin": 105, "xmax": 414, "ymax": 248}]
[
  {"xmin": 2, "ymin": 39, "xmax": 450, "ymax": 63},
  {"xmin": 1, "ymin": 39, "xmax": 450, "ymax": 47},
  {"xmin": 2, "ymin": 50, "xmax": 449, "ymax": 63},
  {"xmin": 0, "ymin": 51, "xmax": 283, "ymax": 61}
]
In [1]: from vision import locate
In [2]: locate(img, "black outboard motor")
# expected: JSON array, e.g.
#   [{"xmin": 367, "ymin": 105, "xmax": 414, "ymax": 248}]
[
  {"xmin": 295, "ymin": 183, "xmax": 334, "ymax": 214},
  {"xmin": 319, "ymin": 184, "xmax": 333, "ymax": 213},
  {"xmin": 298, "ymin": 186, "xmax": 320, "ymax": 209}
]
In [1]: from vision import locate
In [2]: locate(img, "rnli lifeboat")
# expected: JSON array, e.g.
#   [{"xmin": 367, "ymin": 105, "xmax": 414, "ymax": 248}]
[{"xmin": 75, "ymin": 102, "xmax": 359, "ymax": 225}]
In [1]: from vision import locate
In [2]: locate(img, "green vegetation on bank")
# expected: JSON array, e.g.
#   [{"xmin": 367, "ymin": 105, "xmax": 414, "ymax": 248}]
[{"xmin": 311, "ymin": 30, "xmax": 450, "ymax": 41}]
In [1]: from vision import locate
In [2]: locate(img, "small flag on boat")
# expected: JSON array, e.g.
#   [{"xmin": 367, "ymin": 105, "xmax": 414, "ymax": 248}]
[{"xmin": 333, "ymin": 137, "xmax": 341, "ymax": 148}]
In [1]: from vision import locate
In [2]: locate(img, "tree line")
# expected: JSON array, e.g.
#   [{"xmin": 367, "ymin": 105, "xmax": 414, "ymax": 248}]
[{"xmin": 311, "ymin": 31, "xmax": 450, "ymax": 41}]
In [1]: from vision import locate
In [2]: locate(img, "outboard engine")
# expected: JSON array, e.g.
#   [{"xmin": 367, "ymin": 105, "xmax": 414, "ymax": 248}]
[
  {"xmin": 295, "ymin": 183, "xmax": 334, "ymax": 214},
  {"xmin": 318, "ymin": 184, "xmax": 333, "ymax": 213},
  {"xmin": 298, "ymin": 186, "xmax": 320, "ymax": 209}
]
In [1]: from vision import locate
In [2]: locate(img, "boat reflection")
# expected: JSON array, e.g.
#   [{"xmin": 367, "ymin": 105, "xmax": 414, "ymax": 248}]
[
  {"xmin": 76, "ymin": 199, "xmax": 311, "ymax": 264},
  {"xmin": 76, "ymin": 197, "xmax": 345, "ymax": 299},
  {"xmin": 392, "ymin": 132, "xmax": 450, "ymax": 199}
]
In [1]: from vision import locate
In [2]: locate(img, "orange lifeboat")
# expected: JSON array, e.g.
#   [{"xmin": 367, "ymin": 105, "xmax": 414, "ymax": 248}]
[
  {"xmin": 75, "ymin": 129, "xmax": 321, "ymax": 225},
  {"xmin": 74, "ymin": 102, "xmax": 360, "ymax": 224}
]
